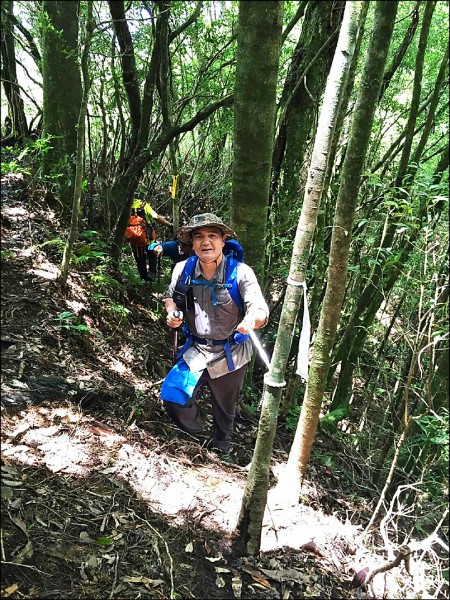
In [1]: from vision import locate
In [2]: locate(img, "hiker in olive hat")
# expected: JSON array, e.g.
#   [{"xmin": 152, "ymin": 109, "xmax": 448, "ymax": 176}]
[{"xmin": 160, "ymin": 213, "xmax": 269, "ymax": 461}]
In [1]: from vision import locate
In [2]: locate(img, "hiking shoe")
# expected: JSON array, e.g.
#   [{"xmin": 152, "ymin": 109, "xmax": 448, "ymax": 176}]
[
  {"xmin": 206, "ymin": 441, "xmax": 233, "ymax": 463},
  {"xmin": 169, "ymin": 426, "xmax": 206, "ymax": 441},
  {"xmin": 217, "ymin": 451, "xmax": 234, "ymax": 464},
  {"xmin": 209, "ymin": 447, "xmax": 234, "ymax": 463},
  {"xmin": 206, "ymin": 439, "xmax": 230, "ymax": 453},
  {"xmin": 168, "ymin": 427, "xmax": 181, "ymax": 439}
]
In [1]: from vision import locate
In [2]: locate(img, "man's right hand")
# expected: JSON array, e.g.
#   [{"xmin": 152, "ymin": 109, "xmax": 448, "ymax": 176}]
[
  {"xmin": 153, "ymin": 244, "xmax": 163, "ymax": 257},
  {"xmin": 166, "ymin": 310, "xmax": 183, "ymax": 328}
]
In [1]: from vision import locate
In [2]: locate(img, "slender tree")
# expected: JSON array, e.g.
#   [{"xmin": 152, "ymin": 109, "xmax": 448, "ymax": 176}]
[
  {"xmin": 59, "ymin": 2, "xmax": 94, "ymax": 287},
  {"xmin": 330, "ymin": 0, "xmax": 440, "ymax": 412},
  {"xmin": 271, "ymin": 1, "xmax": 344, "ymax": 243},
  {"xmin": 378, "ymin": 0, "xmax": 421, "ymax": 100},
  {"xmin": 236, "ymin": 0, "xmax": 363, "ymax": 555}
]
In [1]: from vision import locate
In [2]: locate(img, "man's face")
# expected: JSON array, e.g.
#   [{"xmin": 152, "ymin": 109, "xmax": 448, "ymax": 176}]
[{"xmin": 191, "ymin": 226, "xmax": 225, "ymax": 264}]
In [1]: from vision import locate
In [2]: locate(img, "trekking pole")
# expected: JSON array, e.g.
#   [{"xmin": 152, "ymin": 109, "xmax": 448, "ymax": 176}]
[
  {"xmin": 248, "ymin": 328, "xmax": 271, "ymax": 370},
  {"xmin": 172, "ymin": 310, "xmax": 181, "ymax": 361},
  {"xmin": 157, "ymin": 254, "xmax": 161, "ymax": 284}
]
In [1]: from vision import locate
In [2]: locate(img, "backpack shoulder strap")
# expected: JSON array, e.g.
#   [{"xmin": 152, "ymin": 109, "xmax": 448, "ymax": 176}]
[
  {"xmin": 181, "ymin": 255, "xmax": 198, "ymax": 284},
  {"xmin": 225, "ymin": 255, "xmax": 244, "ymax": 312}
]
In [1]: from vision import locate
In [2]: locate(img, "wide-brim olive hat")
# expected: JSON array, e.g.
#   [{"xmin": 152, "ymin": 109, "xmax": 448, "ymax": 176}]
[{"xmin": 178, "ymin": 213, "xmax": 237, "ymax": 244}]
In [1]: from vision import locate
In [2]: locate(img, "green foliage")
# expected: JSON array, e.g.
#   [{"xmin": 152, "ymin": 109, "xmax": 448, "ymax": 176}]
[
  {"xmin": 72, "ymin": 243, "xmax": 107, "ymax": 264},
  {"xmin": 1, "ymin": 157, "xmax": 30, "ymax": 176},
  {"xmin": 95, "ymin": 536, "xmax": 114, "ymax": 546},
  {"xmin": 119, "ymin": 258, "xmax": 147, "ymax": 288},
  {"xmin": 319, "ymin": 407, "xmax": 349, "ymax": 431},
  {"xmin": 415, "ymin": 412, "xmax": 449, "ymax": 446},
  {"xmin": 285, "ymin": 405, "xmax": 301, "ymax": 432},
  {"xmin": 89, "ymin": 271, "xmax": 121, "ymax": 291},
  {"xmin": 25, "ymin": 135, "xmax": 56, "ymax": 157},
  {"xmin": 312, "ymin": 448, "xmax": 335, "ymax": 470},
  {"xmin": 55, "ymin": 311, "xmax": 91, "ymax": 334},
  {"xmin": 242, "ymin": 383, "xmax": 261, "ymax": 413},
  {"xmin": 38, "ymin": 238, "xmax": 66, "ymax": 250},
  {"xmin": 1, "ymin": 136, "xmax": 57, "ymax": 175},
  {"xmin": 92, "ymin": 293, "xmax": 130, "ymax": 322}
]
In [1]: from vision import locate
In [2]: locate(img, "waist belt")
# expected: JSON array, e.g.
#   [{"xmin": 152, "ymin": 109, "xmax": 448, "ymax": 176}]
[
  {"xmin": 191, "ymin": 335, "xmax": 227, "ymax": 346},
  {"xmin": 176, "ymin": 330, "xmax": 250, "ymax": 372}
]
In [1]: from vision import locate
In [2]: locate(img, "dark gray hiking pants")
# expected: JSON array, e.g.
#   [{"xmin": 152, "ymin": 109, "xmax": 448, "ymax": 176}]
[{"xmin": 163, "ymin": 364, "xmax": 248, "ymax": 452}]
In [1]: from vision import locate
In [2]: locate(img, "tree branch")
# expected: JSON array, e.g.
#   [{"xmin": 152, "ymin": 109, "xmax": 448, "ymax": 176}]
[
  {"xmin": 169, "ymin": 1, "xmax": 203, "ymax": 42},
  {"xmin": 108, "ymin": 0, "xmax": 142, "ymax": 135},
  {"xmin": 281, "ymin": 0, "xmax": 308, "ymax": 45}
]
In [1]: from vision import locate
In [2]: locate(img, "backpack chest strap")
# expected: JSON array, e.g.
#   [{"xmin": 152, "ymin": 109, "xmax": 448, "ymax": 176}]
[{"xmin": 190, "ymin": 279, "xmax": 232, "ymax": 306}]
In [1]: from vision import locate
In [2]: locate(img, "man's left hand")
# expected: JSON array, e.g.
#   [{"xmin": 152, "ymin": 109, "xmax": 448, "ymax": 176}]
[
  {"xmin": 236, "ymin": 315, "xmax": 256, "ymax": 335},
  {"xmin": 236, "ymin": 309, "xmax": 268, "ymax": 334}
]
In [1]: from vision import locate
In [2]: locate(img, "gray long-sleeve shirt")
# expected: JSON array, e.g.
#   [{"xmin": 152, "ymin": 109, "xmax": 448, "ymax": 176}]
[{"xmin": 164, "ymin": 255, "xmax": 269, "ymax": 378}]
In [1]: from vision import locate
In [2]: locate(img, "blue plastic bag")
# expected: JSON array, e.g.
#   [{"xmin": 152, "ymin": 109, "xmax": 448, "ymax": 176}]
[{"xmin": 161, "ymin": 359, "xmax": 204, "ymax": 406}]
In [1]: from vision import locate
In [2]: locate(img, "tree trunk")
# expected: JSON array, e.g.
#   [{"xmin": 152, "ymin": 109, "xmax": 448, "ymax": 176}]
[
  {"xmin": 308, "ymin": 0, "xmax": 369, "ymax": 324},
  {"xmin": 236, "ymin": 1, "xmax": 362, "ymax": 555},
  {"xmin": 107, "ymin": 0, "xmax": 141, "ymax": 142},
  {"xmin": 230, "ymin": 1, "xmax": 283, "ymax": 285},
  {"xmin": 41, "ymin": 0, "xmax": 82, "ymax": 215},
  {"xmin": 157, "ymin": 1, "xmax": 179, "ymax": 234},
  {"xmin": 286, "ymin": 0, "xmax": 398, "ymax": 482},
  {"xmin": 0, "ymin": 1, "xmax": 29, "ymax": 143},
  {"xmin": 59, "ymin": 3, "xmax": 94, "ymax": 287}
]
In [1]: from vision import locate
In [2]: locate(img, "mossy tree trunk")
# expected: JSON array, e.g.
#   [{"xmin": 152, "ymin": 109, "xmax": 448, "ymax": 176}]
[
  {"xmin": 230, "ymin": 1, "xmax": 283, "ymax": 285},
  {"xmin": 41, "ymin": 0, "xmax": 82, "ymax": 216},
  {"xmin": 286, "ymin": 0, "xmax": 398, "ymax": 481},
  {"xmin": 271, "ymin": 1, "xmax": 344, "ymax": 244},
  {"xmin": 236, "ymin": 1, "xmax": 362, "ymax": 555},
  {"xmin": 0, "ymin": 1, "xmax": 29, "ymax": 143}
]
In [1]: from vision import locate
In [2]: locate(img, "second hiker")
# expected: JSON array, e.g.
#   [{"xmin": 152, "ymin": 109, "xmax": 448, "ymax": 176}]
[{"xmin": 126, "ymin": 198, "xmax": 172, "ymax": 282}]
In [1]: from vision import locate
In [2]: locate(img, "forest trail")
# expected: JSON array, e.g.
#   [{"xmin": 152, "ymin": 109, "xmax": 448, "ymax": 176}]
[{"xmin": 1, "ymin": 170, "xmax": 429, "ymax": 599}]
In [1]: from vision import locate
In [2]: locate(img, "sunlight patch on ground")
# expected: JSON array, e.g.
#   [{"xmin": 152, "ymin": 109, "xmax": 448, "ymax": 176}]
[
  {"xmin": 261, "ymin": 463, "xmax": 362, "ymax": 554},
  {"xmin": 109, "ymin": 358, "xmax": 128, "ymax": 374},
  {"xmin": 1, "ymin": 407, "xmax": 442, "ymax": 598},
  {"xmin": 2, "ymin": 405, "xmax": 364, "ymax": 556},
  {"xmin": 29, "ymin": 265, "xmax": 59, "ymax": 280},
  {"xmin": 262, "ymin": 490, "xmax": 359, "ymax": 553},
  {"xmin": 2, "ymin": 205, "xmax": 28, "ymax": 219},
  {"xmin": 66, "ymin": 300, "xmax": 86, "ymax": 314},
  {"xmin": 115, "ymin": 443, "xmax": 245, "ymax": 532}
]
